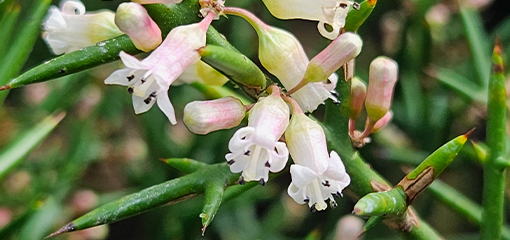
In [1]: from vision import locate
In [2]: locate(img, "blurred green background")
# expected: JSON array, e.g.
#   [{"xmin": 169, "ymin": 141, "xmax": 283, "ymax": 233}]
[{"xmin": 1, "ymin": 0, "xmax": 509, "ymax": 239}]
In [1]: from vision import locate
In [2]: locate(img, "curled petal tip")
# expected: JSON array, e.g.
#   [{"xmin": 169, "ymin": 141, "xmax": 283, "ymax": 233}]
[
  {"xmin": 45, "ymin": 222, "xmax": 75, "ymax": 239},
  {"xmin": 464, "ymin": 127, "xmax": 476, "ymax": 138}
]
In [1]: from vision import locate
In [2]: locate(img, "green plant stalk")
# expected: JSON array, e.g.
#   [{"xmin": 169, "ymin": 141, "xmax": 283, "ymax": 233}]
[
  {"xmin": 0, "ymin": 0, "xmax": 51, "ymax": 103},
  {"xmin": 428, "ymin": 180, "xmax": 510, "ymax": 239},
  {"xmin": 323, "ymin": 79, "xmax": 442, "ymax": 239},
  {"xmin": 0, "ymin": 112, "xmax": 65, "ymax": 180},
  {"xmin": 480, "ymin": 44, "xmax": 507, "ymax": 239}
]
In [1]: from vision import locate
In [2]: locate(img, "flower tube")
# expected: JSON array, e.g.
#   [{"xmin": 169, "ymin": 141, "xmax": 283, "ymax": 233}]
[
  {"xmin": 225, "ymin": 86, "xmax": 290, "ymax": 185},
  {"xmin": 285, "ymin": 97, "xmax": 350, "ymax": 211}
]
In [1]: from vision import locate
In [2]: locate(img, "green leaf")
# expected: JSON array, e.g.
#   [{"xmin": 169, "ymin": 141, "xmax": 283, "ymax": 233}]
[
  {"xmin": 199, "ymin": 45, "xmax": 267, "ymax": 90},
  {"xmin": 460, "ymin": 6, "xmax": 491, "ymax": 87},
  {"xmin": 429, "ymin": 67, "xmax": 487, "ymax": 104},
  {"xmin": 0, "ymin": 112, "xmax": 65, "ymax": 180},
  {"xmin": 0, "ymin": 0, "xmax": 51, "ymax": 103},
  {"xmin": 0, "ymin": 1, "xmax": 20, "ymax": 58},
  {"xmin": 48, "ymin": 162, "xmax": 239, "ymax": 238},
  {"xmin": 201, "ymin": 180, "xmax": 225, "ymax": 235},
  {"xmin": 344, "ymin": 0, "xmax": 376, "ymax": 32},
  {"xmin": 404, "ymin": 130, "xmax": 471, "ymax": 180},
  {"xmin": 353, "ymin": 187, "xmax": 407, "ymax": 217}
]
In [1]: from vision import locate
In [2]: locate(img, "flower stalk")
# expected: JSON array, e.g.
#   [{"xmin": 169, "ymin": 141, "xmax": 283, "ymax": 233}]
[{"xmin": 480, "ymin": 42, "xmax": 507, "ymax": 240}]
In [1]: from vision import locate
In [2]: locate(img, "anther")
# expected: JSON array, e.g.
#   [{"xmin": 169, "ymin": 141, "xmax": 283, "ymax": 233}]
[
  {"xmin": 322, "ymin": 180, "xmax": 330, "ymax": 187},
  {"xmin": 127, "ymin": 87, "xmax": 134, "ymax": 94},
  {"xmin": 339, "ymin": 3, "xmax": 348, "ymax": 8},
  {"xmin": 244, "ymin": 150, "xmax": 250, "ymax": 156},
  {"xmin": 127, "ymin": 75, "xmax": 135, "ymax": 81},
  {"xmin": 259, "ymin": 179, "xmax": 266, "ymax": 186},
  {"xmin": 330, "ymin": 200, "xmax": 337, "ymax": 209},
  {"xmin": 265, "ymin": 161, "xmax": 271, "ymax": 167},
  {"xmin": 310, "ymin": 205, "xmax": 317, "ymax": 213},
  {"xmin": 353, "ymin": 2, "xmax": 360, "ymax": 10},
  {"xmin": 144, "ymin": 97, "xmax": 152, "ymax": 104},
  {"xmin": 227, "ymin": 160, "xmax": 235, "ymax": 165},
  {"xmin": 239, "ymin": 177, "xmax": 246, "ymax": 185}
]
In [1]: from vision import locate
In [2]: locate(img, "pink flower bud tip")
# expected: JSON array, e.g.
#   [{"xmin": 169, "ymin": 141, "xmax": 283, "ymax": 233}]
[
  {"xmin": 184, "ymin": 97, "xmax": 246, "ymax": 135},
  {"xmin": 115, "ymin": 2, "xmax": 162, "ymax": 52},
  {"xmin": 350, "ymin": 77, "xmax": 366, "ymax": 119},
  {"xmin": 365, "ymin": 56, "xmax": 398, "ymax": 123}
]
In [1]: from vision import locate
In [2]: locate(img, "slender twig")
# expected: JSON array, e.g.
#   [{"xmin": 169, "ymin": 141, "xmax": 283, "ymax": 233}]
[{"xmin": 480, "ymin": 42, "xmax": 507, "ymax": 239}]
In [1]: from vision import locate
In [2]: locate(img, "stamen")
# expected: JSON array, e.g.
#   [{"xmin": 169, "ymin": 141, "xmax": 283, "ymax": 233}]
[
  {"xmin": 312, "ymin": 179, "xmax": 328, "ymax": 211},
  {"xmin": 265, "ymin": 161, "xmax": 271, "ymax": 167},
  {"xmin": 239, "ymin": 176, "xmax": 246, "ymax": 185},
  {"xmin": 128, "ymin": 87, "xmax": 134, "ymax": 94},
  {"xmin": 246, "ymin": 145, "xmax": 262, "ymax": 180},
  {"xmin": 259, "ymin": 178, "xmax": 266, "ymax": 186},
  {"xmin": 227, "ymin": 160, "xmax": 235, "ymax": 165},
  {"xmin": 339, "ymin": 3, "xmax": 348, "ymax": 8},
  {"xmin": 144, "ymin": 97, "xmax": 152, "ymax": 104},
  {"xmin": 244, "ymin": 150, "xmax": 250, "ymax": 156},
  {"xmin": 127, "ymin": 75, "xmax": 135, "ymax": 81},
  {"xmin": 330, "ymin": 200, "xmax": 337, "ymax": 209},
  {"xmin": 322, "ymin": 180, "xmax": 330, "ymax": 187},
  {"xmin": 353, "ymin": 2, "xmax": 360, "ymax": 10}
]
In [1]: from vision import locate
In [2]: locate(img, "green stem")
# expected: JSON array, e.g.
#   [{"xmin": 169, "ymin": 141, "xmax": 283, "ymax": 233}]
[{"xmin": 481, "ymin": 44, "xmax": 507, "ymax": 239}]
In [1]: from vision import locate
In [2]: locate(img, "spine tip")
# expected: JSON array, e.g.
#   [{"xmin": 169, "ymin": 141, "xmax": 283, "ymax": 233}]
[
  {"xmin": 464, "ymin": 127, "xmax": 476, "ymax": 138},
  {"xmin": 45, "ymin": 222, "xmax": 75, "ymax": 239},
  {"xmin": 0, "ymin": 85, "xmax": 11, "ymax": 91}
]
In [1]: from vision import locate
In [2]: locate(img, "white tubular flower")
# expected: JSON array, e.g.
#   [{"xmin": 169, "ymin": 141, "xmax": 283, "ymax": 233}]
[
  {"xmin": 285, "ymin": 103, "xmax": 350, "ymax": 212},
  {"xmin": 42, "ymin": 0, "xmax": 123, "ymax": 55},
  {"xmin": 225, "ymin": 86, "xmax": 290, "ymax": 185},
  {"xmin": 183, "ymin": 97, "xmax": 246, "ymax": 135},
  {"xmin": 115, "ymin": 2, "xmax": 162, "ymax": 52},
  {"xmin": 261, "ymin": 0, "xmax": 358, "ymax": 40},
  {"xmin": 104, "ymin": 13, "xmax": 214, "ymax": 125},
  {"xmin": 223, "ymin": 7, "xmax": 338, "ymax": 112}
]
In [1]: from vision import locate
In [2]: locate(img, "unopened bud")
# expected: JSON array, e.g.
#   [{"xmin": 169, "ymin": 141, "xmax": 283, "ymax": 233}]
[
  {"xmin": 184, "ymin": 97, "xmax": 246, "ymax": 135},
  {"xmin": 371, "ymin": 110, "xmax": 392, "ymax": 133},
  {"xmin": 365, "ymin": 56, "xmax": 398, "ymax": 123},
  {"xmin": 350, "ymin": 77, "xmax": 366, "ymax": 119},
  {"xmin": 115, "ymin": 2, "xmax": 162, "ymax": 52},
  {"xmin": 304, "ymin": 32, "xmax": 362, "ymax": 83}
]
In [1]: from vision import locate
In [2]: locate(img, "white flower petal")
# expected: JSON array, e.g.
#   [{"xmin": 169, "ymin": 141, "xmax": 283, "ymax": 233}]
[
  {"xmin": 268, "ymin": 142, "xmax": 289, "ymax": 173},
  {"xmin": 119, "ymin": 51, "xmax": 148, "ymax": 69},
  {"xmin": 289, "ymin": 164, "xmax": 318, "ymax": 188},
  {"xmin": 104, "ymin": 68, "xmax": 134, "ymax": 86},
  {"xmin": 43, "ymin": 6, "xmax": 66, "ymax": 30},
  {"xmin": 132, "ymin": 80, "xmax": 160, "ymax": 114},
  {"xmin": 228, "ymin": 127, "xmax": 255, "ymax": 151},
  {"xmin": 156, "ymin": 89, "xmax": 177, "ymax": 125},
  {"xmin": 288, "ymin": 182, "xmax": 307, "ymax": 204}
]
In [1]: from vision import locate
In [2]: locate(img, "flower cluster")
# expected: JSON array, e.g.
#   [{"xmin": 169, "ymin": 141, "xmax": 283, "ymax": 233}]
[{"xmin": 41, "ymin": 0, "xmax": 370, "ymax": 212}]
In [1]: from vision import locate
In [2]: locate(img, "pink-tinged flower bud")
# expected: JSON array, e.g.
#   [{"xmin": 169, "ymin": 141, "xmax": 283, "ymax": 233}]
[
  {"xmin": 350, "ymin": 77, "xmax": 366, "ymax": 119},
  {"xmin": 115, "ymin": 2, "xmax": 162, "ymax": 52},
  {"xmin": 365, "ymin": 56, "xmax": 398, "ymax": 123},
  {"xmin": 223, "ymin": 7, "xmax": 338, "ymax": 112},
  {"xmin": 183, "ymin": 97, "xmax": 246, "ymax": 135},
  {"xmin": 42, "ymin": 0, "xmax": 123, "ymax": 55},
  {"xmin": 304, "ymin": 32, "xmax": 362, "ymax": 84},
  {"xmin": 371, "ymin": 110, "xmax": 392, "ymax": 133},
  {"xmin": 132, "ymin": 0, "xmax": 183, "ymax": 4}
]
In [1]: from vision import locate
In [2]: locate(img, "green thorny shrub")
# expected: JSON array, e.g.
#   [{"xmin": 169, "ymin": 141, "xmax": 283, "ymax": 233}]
[{"xmin": 0, "ymin": 0, "xmax": 509, "ymax": 239}]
